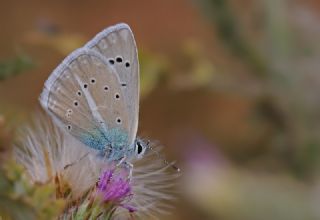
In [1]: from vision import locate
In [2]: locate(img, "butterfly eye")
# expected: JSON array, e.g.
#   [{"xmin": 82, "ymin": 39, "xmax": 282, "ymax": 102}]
[
  {"xmin": 90, "ymin": 78, "xmax": 96, "ymax": 84},
  {"xmin": 67, "ymin": 125, "xmax": 72, "ymax": 130},
  {"xmin": 77, "ymin": 91, "xmax": 82, "ymax": 96},
  {"xmin": 137, "ymin": 144, "xmax": 143, "ymax": 154},
  {"xmin": 135, "ymin": 141, "xmax": 145, "ymax": 157},
  {"xmin": 116, "ymin": 117, "xmax": 122, "ymax": 124},
  {"xmin": 74, "ymin": 101, "xmax": 79, "ymax": 107},
  {"xmin": 115, "ymin": 93, "xmax": 120, "ymax": 99},
  {"xmin": 125, "ymin": 61, "xmax": 130, "ymax": 67},
  {"xmin": 104, "ymin": 86, "xmax": 109, "ymax": 91},
  {"xmin": 83, "ymin": 83, "xmax": 88, "ymax": 89}
]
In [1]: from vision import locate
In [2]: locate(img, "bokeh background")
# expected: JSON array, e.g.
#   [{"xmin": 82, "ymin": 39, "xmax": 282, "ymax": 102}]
[{"xmin": 1, "ymin": 0, "xmax": 320, "ymax": 219}]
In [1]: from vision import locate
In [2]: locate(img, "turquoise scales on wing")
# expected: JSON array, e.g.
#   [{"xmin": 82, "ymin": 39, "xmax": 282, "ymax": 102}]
[{"xmin": 79, "ymin": 126, "xmax": 133, "ymax": 161}]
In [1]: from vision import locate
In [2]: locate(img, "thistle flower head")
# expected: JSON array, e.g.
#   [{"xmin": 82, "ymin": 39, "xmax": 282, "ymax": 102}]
[
  {"xmin": 14, "ymin": 111, "xmax": 179, "ymax": 219},
  {"xmin": 98, "ymin": 168, "xmax": 131, "ymax": 203}
]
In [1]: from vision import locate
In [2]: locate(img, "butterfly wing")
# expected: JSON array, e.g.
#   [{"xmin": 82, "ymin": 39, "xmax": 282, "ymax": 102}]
[
  {"xmin": 40, "ymin": 48, "xmax": 131, "ymax": 153},
  {"xmin": 85, "ymin": 23, "xmax": 139, "ymax": 146}
]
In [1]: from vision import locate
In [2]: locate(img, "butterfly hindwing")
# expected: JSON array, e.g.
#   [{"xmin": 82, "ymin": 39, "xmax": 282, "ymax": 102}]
[
  {"xmin": 40, "ymin": 48, "xmax": 131, "ymax": 153},
  {"xmin": 85, "ymin": 23, "xmax": 139, "ymax": 146}
]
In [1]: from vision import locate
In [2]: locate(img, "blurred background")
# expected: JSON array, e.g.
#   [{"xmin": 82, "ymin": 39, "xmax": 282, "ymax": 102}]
[{"xmin": 1, "ymin": 0, "xmax": 320, "ymax": 219}]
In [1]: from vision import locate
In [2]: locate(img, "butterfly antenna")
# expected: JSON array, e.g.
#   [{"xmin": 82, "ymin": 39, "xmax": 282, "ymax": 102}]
[{"xmin": 146, "ymin": 142, "xmax": 180, "ymax": 172}]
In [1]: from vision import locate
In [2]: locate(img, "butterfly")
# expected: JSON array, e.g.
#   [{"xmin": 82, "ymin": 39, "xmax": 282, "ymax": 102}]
[{"xmin": 40, "ymin": 23, "xmax": 149, "ymax": 173}]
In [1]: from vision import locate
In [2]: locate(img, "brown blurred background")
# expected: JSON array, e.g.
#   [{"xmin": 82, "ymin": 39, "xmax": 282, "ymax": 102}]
[{"xmin": 1, "ymin": 0, "xmax": 320, "ymax": 219}]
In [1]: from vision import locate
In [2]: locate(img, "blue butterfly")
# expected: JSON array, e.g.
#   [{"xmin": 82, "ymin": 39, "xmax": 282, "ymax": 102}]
[{"xmin": 40, "ymin": 23, "xmax": 148, "ymax": 174}]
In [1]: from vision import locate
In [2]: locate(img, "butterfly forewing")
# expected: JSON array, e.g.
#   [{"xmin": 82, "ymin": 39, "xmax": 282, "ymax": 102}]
[
  {"xmin": 40, "ymin": 49, "xmax": 131, "ymax": 152},
  {"xmin": 85, "ymin": 23, "xmax": 139, "ymax": 146}
]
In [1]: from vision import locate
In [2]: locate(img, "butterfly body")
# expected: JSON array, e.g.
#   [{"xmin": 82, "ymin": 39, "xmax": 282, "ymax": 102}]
[{"xmin": 40, "ymin": 23, "xmax": 147, "ymax": 164}]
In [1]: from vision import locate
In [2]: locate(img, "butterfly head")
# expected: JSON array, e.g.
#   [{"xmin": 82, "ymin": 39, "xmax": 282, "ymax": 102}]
[{"xmin": 133, "ymin": 138, "xmax": 148, "ymax": 159}]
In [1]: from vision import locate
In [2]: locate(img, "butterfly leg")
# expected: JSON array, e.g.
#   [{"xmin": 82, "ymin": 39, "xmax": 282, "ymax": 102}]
[
  {"xmin": 116, "ymin": 156, "xmax": 133, "ymax": 180},
  {"xmin": 124, "ymin": 161, "xmax": 133, "ymax": 180},
  {"xmin": 116, "ymin": 155, "xmax": 127, "ymax": 166}
]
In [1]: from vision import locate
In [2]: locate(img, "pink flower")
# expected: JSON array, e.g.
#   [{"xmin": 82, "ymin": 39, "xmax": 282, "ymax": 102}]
[{"xmin": 97, "ymin": 168, "xmax": 136, "ymax": 212}]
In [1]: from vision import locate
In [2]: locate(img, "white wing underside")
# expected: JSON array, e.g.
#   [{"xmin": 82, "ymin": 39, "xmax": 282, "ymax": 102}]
[
  {"xmin": 40, "ymin": 23, "xmax": 139, "ymax": 148},
  {"xmin": 86, "ymin": 23, "xmax": 139, "ymax": 144}
]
